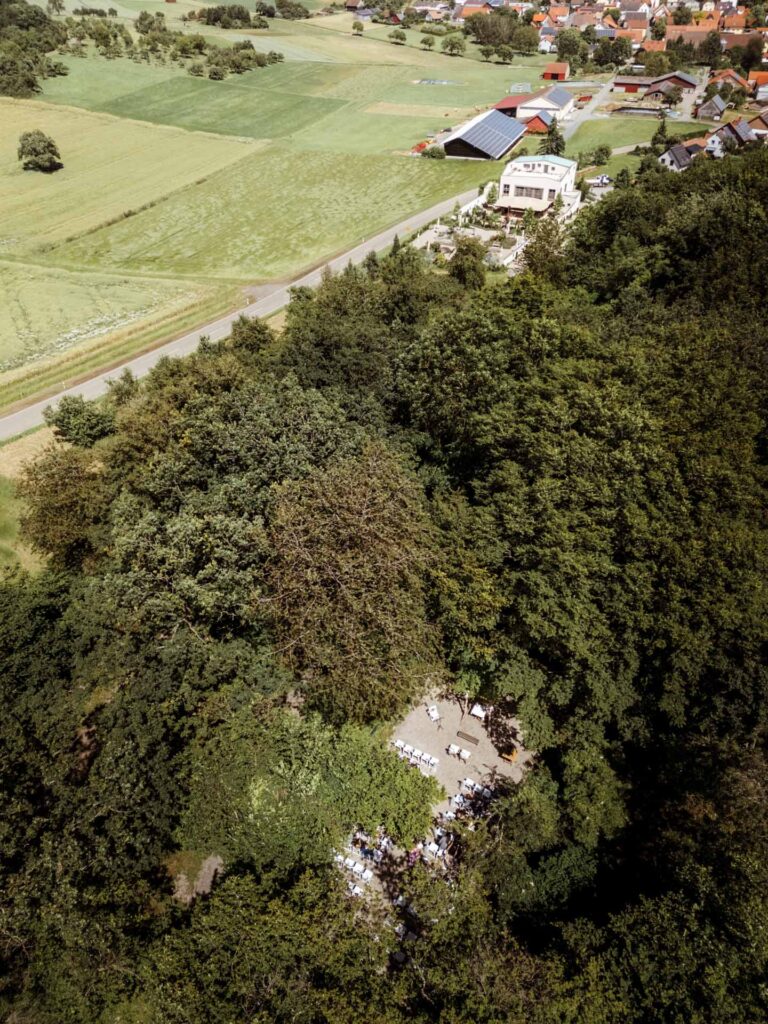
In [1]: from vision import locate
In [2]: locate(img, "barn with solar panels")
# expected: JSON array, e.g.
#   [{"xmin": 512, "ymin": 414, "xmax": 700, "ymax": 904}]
[{"xmin": 441, "ymin": 109, "xmax": 526, "ymax": 160}]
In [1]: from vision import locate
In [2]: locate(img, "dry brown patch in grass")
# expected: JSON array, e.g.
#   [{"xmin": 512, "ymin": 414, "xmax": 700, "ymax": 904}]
[{"xmin": 0, "ymin": 428, "xmax": 55, "ymax": 479}]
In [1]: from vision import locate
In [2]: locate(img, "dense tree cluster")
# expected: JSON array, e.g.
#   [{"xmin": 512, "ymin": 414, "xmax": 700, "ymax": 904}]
[
  {"xmin": 2, "ymin": 151, "xmax": 767, "ymax": 1022},
  {"xmin": 0, "ymin": 0, "xmax": 66, "ymax": 96}
]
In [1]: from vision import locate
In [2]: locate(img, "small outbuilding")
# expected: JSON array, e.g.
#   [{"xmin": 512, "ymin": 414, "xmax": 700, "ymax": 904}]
[
  {"xmin": 542, "ymin": 61, "xmax": 570, "ymax": 81},
  {"xmin": 697, "ymin": 93, "xmax": 726, "ymax": 120},
  {"xmin": 442, "ymin": 108, "xmax": 526, "ymax": 159}
]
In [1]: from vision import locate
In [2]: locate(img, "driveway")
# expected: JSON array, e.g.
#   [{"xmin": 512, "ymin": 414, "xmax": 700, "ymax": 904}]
[
  {"xmin": 563, "ymin": 77, "xmax": 615, "ymax": 140},
  {"xmin": 0, "ymin": 187, "xmax": 479, "ymax": 442}
]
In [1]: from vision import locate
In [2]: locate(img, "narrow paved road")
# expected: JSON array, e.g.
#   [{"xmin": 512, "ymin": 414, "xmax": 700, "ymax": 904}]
[
  {"xmin": 563, "ymin": 78, "xmax": 615, "ymax": 141},
  {"xmin": 0, "ymin": 187, "xmax": 478, "ymax": 442}
]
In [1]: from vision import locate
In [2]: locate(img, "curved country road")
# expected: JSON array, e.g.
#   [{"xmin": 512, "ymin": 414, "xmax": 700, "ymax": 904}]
[{"xmin": 0, "ymin": 187, "xmax": 479, "ymax": 443}]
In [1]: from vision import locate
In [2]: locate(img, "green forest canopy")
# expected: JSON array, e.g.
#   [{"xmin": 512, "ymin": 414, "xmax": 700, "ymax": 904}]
[{"xmin": 1, "ymin": 150, "xmax": 767, "ymax": 1023}]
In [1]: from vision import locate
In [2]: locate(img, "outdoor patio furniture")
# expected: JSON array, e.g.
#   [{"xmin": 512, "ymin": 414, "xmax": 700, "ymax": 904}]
[
  {"xmin": 361, "ymin": 868, "xmax": 373, "ymax": 882},
  {"xmin": 353, "ymin": 862, "xmax": 365, "ymax": 877},
  {"xmin": 482, "ymin": 787, "xmax": 492, "ymax": 799},
  {"xmin": 473, "ymin": 782, "xmax": 483, "ymax": 793},
  {"xmin": 403, "ymin": 744, "xmax": 414, "ymax": 756},
  {"xmin": 428, "ymin": 755, "xmax": 438, "ymax": 767},
  {"xmin": 470, "ymin": 703, "xmax": 486, "ymax": 720},
  {"xmin": 413, "ymin": 749, "xmax": 423, "ymax": 760},
  {"xmin": 447, "ymin": 743, "xmax": 460, "ymax": 756},
  {"xmin": 394, "ymin": 739, "xmax": 405, "ymax": 749},
  {"xmin": 457, "ymin": 730, "xmax": 479, "ymax": 746},
  {"xmin": 427, "ymin": 705, "xmax": 440, "ymax": 722},
  {"xmin": 344, "ymin": 857, "xmax": 356, "ymax": 870},
  {"xmin": 351, "ymin": 885, "xmax": 362, "ymax": 897},
  {"xmin": 459, "ymin": 749, "xmax": 471, "ymax": 762},
  {"xmin": 420, "ymin": 751, "xmax": 431, "ymax": 764},
  {"xmin": 334, "ymin": 853, "xmax": 344, "ymax": 864},
  {"xmin": 462, "ymin": 778, "xmax": 476, "ymax": 790},
  {"xmin": 427, "ymin": 841, "xmax": 439, "ymax": 856}
]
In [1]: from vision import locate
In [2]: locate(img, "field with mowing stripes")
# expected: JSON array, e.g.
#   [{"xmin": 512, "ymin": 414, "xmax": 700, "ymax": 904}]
[
  {"xmin": 1, "ymin": 10, "xmax": 553, "ymax": 408},
  {"xmin": 0, "ymin": 98, "xmax": 259, "ymax": 255}
]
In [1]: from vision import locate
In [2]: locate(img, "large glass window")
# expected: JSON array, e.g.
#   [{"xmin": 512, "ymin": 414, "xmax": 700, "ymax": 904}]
[{"xmin": 514, "ymin": 186, "xmax": 544, "ymax": 199}]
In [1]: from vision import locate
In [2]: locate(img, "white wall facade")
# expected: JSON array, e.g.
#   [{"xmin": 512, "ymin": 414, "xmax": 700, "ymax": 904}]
[{"xmin": 497, "ymin": 157, "xmax": 578, "ymax": 213}]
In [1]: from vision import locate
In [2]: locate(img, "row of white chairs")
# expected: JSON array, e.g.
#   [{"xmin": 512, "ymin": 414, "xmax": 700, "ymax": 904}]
[
  {"xmin": 334, "ymin": 853, "xmax": 374, "ymax": 883},
  {"xmin": 460, "ymin": 778, "xmax": 493, "ymax": 798},
  {"xmin": 446, "ymin": 743, "xmax": 472, "ymax": 762},
  {"xmin": 393, "ymin": 739, "xmax": 439, "ymax": 769}
]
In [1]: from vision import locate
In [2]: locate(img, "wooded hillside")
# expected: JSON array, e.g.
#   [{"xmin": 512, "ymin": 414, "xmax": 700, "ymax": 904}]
[{"xmin": 2, "ymin": 151, "xmax": 767, "ymax": 1023}]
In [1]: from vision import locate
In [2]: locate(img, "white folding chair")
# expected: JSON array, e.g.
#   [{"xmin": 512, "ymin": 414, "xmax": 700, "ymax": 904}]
[
  {"xmin": 413, "ymin": 749, "xmax": 423, "ymax": 761},
  {"xmin": 463, "ymin": 778, "xmax": 475, "ymax": 791},
  {"xmin": 334, "ymin": 853, "xmax": 344, "ymax": 864},
  {"xmin": 447, "ymin": 744, "xmax": 460, "ymax": 757},
  {"xmin": 351, "ymin": 885, "xmax": 362, "ymax": 897},
  {"xmin": 420, "ymin": 751, "xmax": 431, "ymax": 764},
  {"xmin": 403, "ymin": 745, "xmax": 414, "ymax": 756},
  {"xmin": 459, "ymin": 749, "xmax": 471, "ymax": 762},
  {"xmin": 344, "ymin": 857, "xmax": 356, "ymax": 870},
  {"xmin": 362, "ymin": 868, "xmax": 373, "ymax": 882},
  {"xmin": 428, "ymin": 755, "xmax": 438, "ymax": 768},
  {"xmin": 353, "ymin": 862, "xmax": 365, "ymax": 877},
  {"xmin": 394, "ymin": 739, "xmax": 405, "ymax": 750}
]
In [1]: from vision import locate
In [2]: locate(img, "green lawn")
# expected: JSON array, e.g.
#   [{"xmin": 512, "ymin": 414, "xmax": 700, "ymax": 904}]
[
  {"xmin": 0, "ymin": 10, "xmax": 561, "ymax": 410},
  {"xmin": 41, "ymin": 144, "xmax": 489, "ymax": 282},
  {"xmin": 0, "ymin": 97, "xmax": 259, "ymax": 256},
  {"xmin": 567, "ymin": 116, "xmax": 701, "ymax": 156}
]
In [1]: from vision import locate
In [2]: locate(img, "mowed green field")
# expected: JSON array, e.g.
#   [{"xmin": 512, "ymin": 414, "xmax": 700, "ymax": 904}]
[
  {"xmin": 41, "ymin": 145, "xmax": 489, "ymax": 281},
  {"xmin": 0, "ymin": 261, "xmax": 212, "ymax": 373},
  {"xmin": 1, "ymin": 10, "xmax": 553, "ymax": 405},
  {"xmin": 567, "ymin": 116, "xmax": 701, "ymax": 155},
  {"xmin": 0, "ymin": 97, "xmax": 259, "ymax": 255}
]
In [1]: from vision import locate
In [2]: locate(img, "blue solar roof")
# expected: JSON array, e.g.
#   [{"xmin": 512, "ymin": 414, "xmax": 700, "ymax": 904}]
[
  {"xmin": 543, "ymin": 85, "xmax": 573, "ymax": 109},
  {"xmin": 444, "ymin": 109, "xmax": 525, "ymax": 159}
]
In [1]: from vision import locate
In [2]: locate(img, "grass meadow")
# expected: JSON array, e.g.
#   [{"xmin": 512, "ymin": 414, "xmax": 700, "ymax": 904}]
[
  {"xmin": 1, "ymin": 6, "xmax": 601, "ymax": 410},
  {"xmin": 566, "ymin": 116, "xmax": 701, "ymax": 156}
]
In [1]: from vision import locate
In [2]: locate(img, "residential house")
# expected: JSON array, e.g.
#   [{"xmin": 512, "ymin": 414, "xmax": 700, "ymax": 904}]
[
  {"xmin": 496, "ymin": 154, "xmax": 580, "ymax": 215},
  {"xmin": 542, "ymin": 61, "xmax": 570, "ymax": 80},
  {"xmin": 720, "ymin": 29, "xmax": 764, "ymax": 49},
  {"xmin": 442, "ymin": 109, "xmax": 527, "ymax": 159},
  {"xmin": 748, "ymin": 69, "xmax": 768, "ymax": 92},
  {"xmin": 706, "ymin": 117, "xmax": 757, "ymax": 156},
  {"xmin": 618, "ymin": 0, "xmax": 651, "ymax": 13},
  {"xmin": 548, "ymin": 5, "xmax": 571, "ymax": 22},
  {"xmin": 747, "ymin": 107, "xmax": 768, "ymax": 136},
  {"xmin": 658, "ymin": 138, "xmax": 706, "ymax": 170},
  {"xmin": 709, "ymin": 67, "xmax": 750, "ymax": 91},
  {"xmin": 568, "ymin": 10, "xmax": 597, "ymax": 28},
  {"xmin": 623, "ymin": 12, "xmax": 650, "ymax": 30},
  {"xmin": 720, "ymin": 11, "xmax": 747, "ymax": 28},
  {"xmin": 640, "ymin": 38, "xmax": 667, "ymax": 51},
  {"xmin": 697, "ymin": 92, "xmax": 726, "ymax": 118},
  {"xmin": 664, "ymin": 24, "xmax": 711, "ymax": 46}
]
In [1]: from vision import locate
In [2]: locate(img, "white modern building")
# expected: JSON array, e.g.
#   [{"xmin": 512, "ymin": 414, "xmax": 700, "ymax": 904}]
[{"xmin": 496, "ymin": 154, "xmax": 580, "ymax": 216}]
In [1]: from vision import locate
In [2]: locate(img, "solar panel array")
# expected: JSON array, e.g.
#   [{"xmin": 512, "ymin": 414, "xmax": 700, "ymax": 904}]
[{"xmin": 453, "ymin": 109, "xmax": 526, "ymax": 160}]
